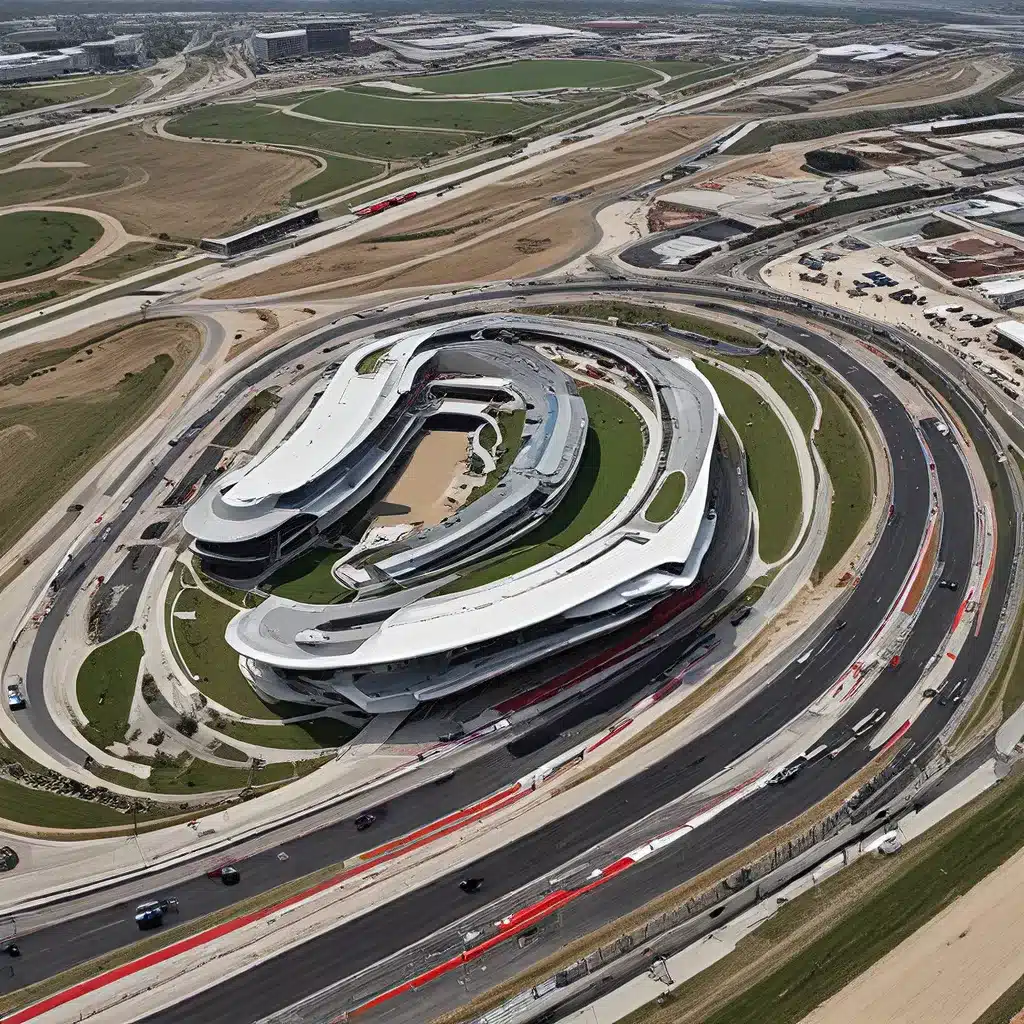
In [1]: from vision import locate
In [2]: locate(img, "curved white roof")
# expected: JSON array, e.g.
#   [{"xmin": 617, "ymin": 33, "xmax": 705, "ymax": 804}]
[
  {"xmin": 224, "ymin": 316, "xmax": 721, "ymax": 674},
  {"xmin": 224, "ymin": 330, "xmax": 435, "ymax": 508}
]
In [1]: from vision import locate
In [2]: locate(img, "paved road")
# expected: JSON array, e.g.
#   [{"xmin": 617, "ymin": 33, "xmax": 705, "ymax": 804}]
[{"xmin": 4, "ymin": 283, "xmax": 1006, "ymax": 1020}]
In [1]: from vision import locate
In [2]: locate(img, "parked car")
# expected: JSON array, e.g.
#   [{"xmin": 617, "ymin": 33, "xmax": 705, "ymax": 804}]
[{"xmin": 6, "ymin": 680, "xmax": 25, "ymax": 711}]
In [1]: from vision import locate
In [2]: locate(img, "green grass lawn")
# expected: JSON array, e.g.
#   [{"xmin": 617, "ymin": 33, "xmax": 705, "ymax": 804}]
[
  {"xmin": 291, "ymin": 154, "xmax": 381, "ymax": 203},
  {"xmin": 444, "ymin": 385, "xmax": 644, "ymax": 592},
  {"xmin": 0, "ymin": 210, "xmax": 102, "ymax": 283},
  {"xmin": 0, "ymin": 776, "xmax": 140, "ymax": 828},
  {"xmin": 213, "ymin": 716, "xmax": 358, "ymax": 751},
  {"xmin": 718, "ymin": 351, "xmax": 816, "ymax": 436},
  {"xmin": 80, "ymin": 242, "xmax": 181, "ymax": 281},
  {"xmin": 295, "ymin": 89, "xmax": 543, "ymax": 135},
  {"xmin": 263, "ymin": 548, "xmax": 353, "ymax": 604},
  {"xmin": 809, "ymin": 377, "xmax": 874, "ymax": 582},
  {"xmin": 531, "ymin": 301, "xmax": 762, "ymax": 349},
  {"xmin": 697, "ymin": 360, "xmax": 802, "ymax": 563},
  {"xmin": 167, "ymin": 105, "xmax": 471, "ymax": 162},
  {"xmin": 76, "ymin": 631, "xmax": 144, "ymax": 750},
  {"xmin": 646, "ymin": 471, "xmax": 686, "ymax": 523},
  {"xmin": 410, "ymin": 59, "xmax": 662, "ymax": 94},
  {"xmin": 0, "ymin": 73, "xmax": 142, "ymax": 116},
  {"xmin": 173, "ymin": 588, "xmax": 309, "ymax": 719},
  {"xmin": 466, "ymin": 408, "xmax": 527, "ymax": 504}
]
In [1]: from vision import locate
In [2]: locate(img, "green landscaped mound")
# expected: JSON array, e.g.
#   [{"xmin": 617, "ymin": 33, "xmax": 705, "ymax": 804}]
[
  {"xmin": 76, "ymin": 631, "xmax": 144, "ymax": 750},
  {"xmin": 646, "ymin": 471, "xmax": 686, "ymax": 523},
  {"xmin": 409, "ymin": 59, "xmax": 663, "ymax": 94},
  {"xmin": 294, "ymin": 90, "xmax": 543, "ymax": 135},
  {"xmin": 443, "ymin": 385, "xmax": 644, "ymax": 593},
  {"xmin": 0, "ymin": 210, "xmax": 102, "ymax": 283},
  {"xmin": 697, "ymin": 360, "xmax": 801, "ymax": 564}
]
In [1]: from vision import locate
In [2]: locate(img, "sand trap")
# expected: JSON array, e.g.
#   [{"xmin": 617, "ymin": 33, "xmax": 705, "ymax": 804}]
[{"xmin": 372, "ymin": 429, "xmax": 471, "ymax": 529}]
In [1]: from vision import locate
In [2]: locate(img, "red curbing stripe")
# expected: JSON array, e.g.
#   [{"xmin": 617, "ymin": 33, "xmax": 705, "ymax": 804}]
[
  {"xmin": 952, "ymin": 599, "xmax": 969, "ymax": 633},
  {"xmin": 6, "ymin": 788, "xmax": 531, "ymax": 1023},
  {"xmin": 359, "ymin": 783, "xmax": 521, "ymax": 859},
  {"xmin": 881, "ymin": 720, "xmax": 911, "ymax": 753},
  {"xmin": 585, "ymin": 719, "xmax": 632, "ymax": 753}
]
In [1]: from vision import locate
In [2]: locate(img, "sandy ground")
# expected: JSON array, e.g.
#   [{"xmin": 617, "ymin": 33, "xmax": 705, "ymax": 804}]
[
  {"xmin": 372, "ymin": 429, "xmax": 471, "ymax": 529},
  {"xmin": 10, "ymin": 127, "xmax": 315, "ymax": 239},
  {"xmin": 210, "ymin": 115, "xmax": 735, "ymax": 299},
  {"xmin": 0, "ymin": 318, "xmax": 201, "ymax": 407},
  {"xmin": 814, "ymin": 58, "xmax": 991, "ymax": 113},
  {"xmin": 800, "ymin": 843, "xmax": 1024, "ymax": 1024}
]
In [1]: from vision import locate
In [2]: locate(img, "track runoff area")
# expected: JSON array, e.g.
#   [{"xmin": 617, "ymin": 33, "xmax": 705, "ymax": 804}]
[{"xmin": 4, "ymin": 284, "xmax": 1011, "ymax": 1024}]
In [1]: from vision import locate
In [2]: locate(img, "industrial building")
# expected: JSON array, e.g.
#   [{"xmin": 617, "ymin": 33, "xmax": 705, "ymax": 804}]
[
  {"xmin": 304, "ymin": 22, "xmax": 351, "ymax": 53},
  {"xmin": 185, "ymin": 314, "xmax": 722, "ymax": 713},
  {"xmin": 79, "ymin": 34, "xmax": 145, "ymax": 70},
  {"xmin": 252, "ymin": 29, "xmax": 309, "ymax": 63}
]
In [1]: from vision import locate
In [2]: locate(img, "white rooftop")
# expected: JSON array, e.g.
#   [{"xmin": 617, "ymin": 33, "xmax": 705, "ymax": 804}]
[{"xmin": 255, "ymin": 29, "xmax": 308, "ymax": 40}]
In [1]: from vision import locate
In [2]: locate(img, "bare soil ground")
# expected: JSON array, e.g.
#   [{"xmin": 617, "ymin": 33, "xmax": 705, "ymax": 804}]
[
  {"xmin": 800, "ymin": 843, "xmax": 1024, "ymax": 1024},
  {"xmin": 211, "ymin": 115, "xmax": 734, "ymax": 298},
  {"xmin": 0, "ymin": 318, "xmax": 200, "ymax": 556},
  {"xmin": 814, "ymin": 60, "xmax": 984, "ymax": 112},
  {"xmin": 0, "ymin": 317, "xmax": 197, "ymax": 406},
  {"xmin": 2, "ymin": 128, "xmax": 316, "ymax": 241},
  {"xmin": 372, "ymin": 429, "xmax": 471, "ymax": 529}
]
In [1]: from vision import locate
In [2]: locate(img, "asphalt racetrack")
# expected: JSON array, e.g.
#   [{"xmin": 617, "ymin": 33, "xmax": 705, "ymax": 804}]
[{"xmin": 4, "ymin": 283, "xmax": 1012, "ymax": 1024}]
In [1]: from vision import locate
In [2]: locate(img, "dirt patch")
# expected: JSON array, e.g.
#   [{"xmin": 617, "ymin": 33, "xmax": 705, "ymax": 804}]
[
  {"xmin": 372, "ymin": 429, "xmax": 471, "ymax": 529},
  {"xmin": 210, "ymin": 115, "xmax": 734, "ymax": 299},
  {"xmin": 0, "ymin": 318, "xmax": 201, "ymax": 557},
  {"xmin": 902, "ymin": 517, "xmax": 938, "ymax": 614},
  {"xmin": 0, "ymin": 318, "xmax": 198, "ymax": 408},
  {"xmin": 815, "ymin": 60, "xmax": 984, "ymax": 113},
  {"xmin": 26, "ymin": 127, "xmax": 316, "ymax": 241}
]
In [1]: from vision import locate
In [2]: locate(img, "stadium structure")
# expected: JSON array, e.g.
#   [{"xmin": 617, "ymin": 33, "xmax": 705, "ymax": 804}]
[{"xmin": 184, "ymin": 314, "xmax": 724, "ymax": 713}]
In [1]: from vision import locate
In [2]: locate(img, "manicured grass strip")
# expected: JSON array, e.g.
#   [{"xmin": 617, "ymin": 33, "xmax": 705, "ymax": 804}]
[
  {"xmin": 531, "ymin": 300, "xmax": 762, "ymax": 349},
  {"xmin": 0, "ymin": 210, "xmax": 101, "ymax": 283},
  {"xmin": 411, "ymin": 59, "xmax": 662, "ymax": 93},
  {"xmin": 702, "ymin": 771, "xmax": 1024, "ymax": 1024},
  {"xmin": 697, "ymin": 360, "xmax": 801, "ymax": 563},
  {"xmin": 0, "ymin": 776, "xmax": 145, "ymax": 829},
  {"xmin": 717, "ymin": 350, "xmax": 816, "ymax": 436},
  {"xmin": 263, "ymin": 548, "xmax": 353, "ymax": 604},
  {"xmin": 167, "ymin": 105, "xmax": 471, "ymax": 162},
  {"xmin": 213, "ymin": 716, "xmax": 358, "ymax": 751},
  {"xmin": 356, "ymin": 345, "xmax": 390, "ymax": 374},
  {"xmin": 295, "ymin": 90, "xmax": 541, "ymax": 134},
  {"xmin": 290, "ymin": 153, "xmax": 383, "ymax": 203},
  {"xmin": 76, "ymin": 632, "xmax": 143, "ymax": 750},
  {"xmin": 444, "ymin": 385, "xmax": 644, "ymax": 593},
  {"xmin": 646, "ymin": 471, "xmax": 686, "ymax": 523},
  {"xmin": 809, "ymin": 376, "xmax": 874, "ymax": 582},
  {"xmin": 173, "ymin": 588, "xmax": 307, "ymax": 719}
]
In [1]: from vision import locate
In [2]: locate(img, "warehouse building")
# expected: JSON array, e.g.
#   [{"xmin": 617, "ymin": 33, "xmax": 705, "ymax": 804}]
[
  {"xmin": 304, "ymin": 22, "xmax": 351, "ymax": 53},
  {"xmin": 252, "ymin": 29, "xmax": 308, "ymax": 63}
]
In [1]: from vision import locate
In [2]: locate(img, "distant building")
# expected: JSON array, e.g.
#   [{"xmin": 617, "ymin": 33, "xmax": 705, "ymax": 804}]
[
  {"xmin": 79, "ymin": 34, "xmax": 145, "ymax": 70},
  {"xmin": 252, "ymin": 29, "xmax": 308, "ymax": 63},
  {"xmin": 0, "ymin": 48, "xmax": 89, "ymax": 83},
  {"xmin": 304, "ymin": 22, "xmax": 350, "ymax": 53}
]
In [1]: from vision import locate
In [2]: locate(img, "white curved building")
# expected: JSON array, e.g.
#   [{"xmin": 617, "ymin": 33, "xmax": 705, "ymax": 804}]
[{"xmin": 185, "ymin": 315, "xmax": 722, "ymax": 713}]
